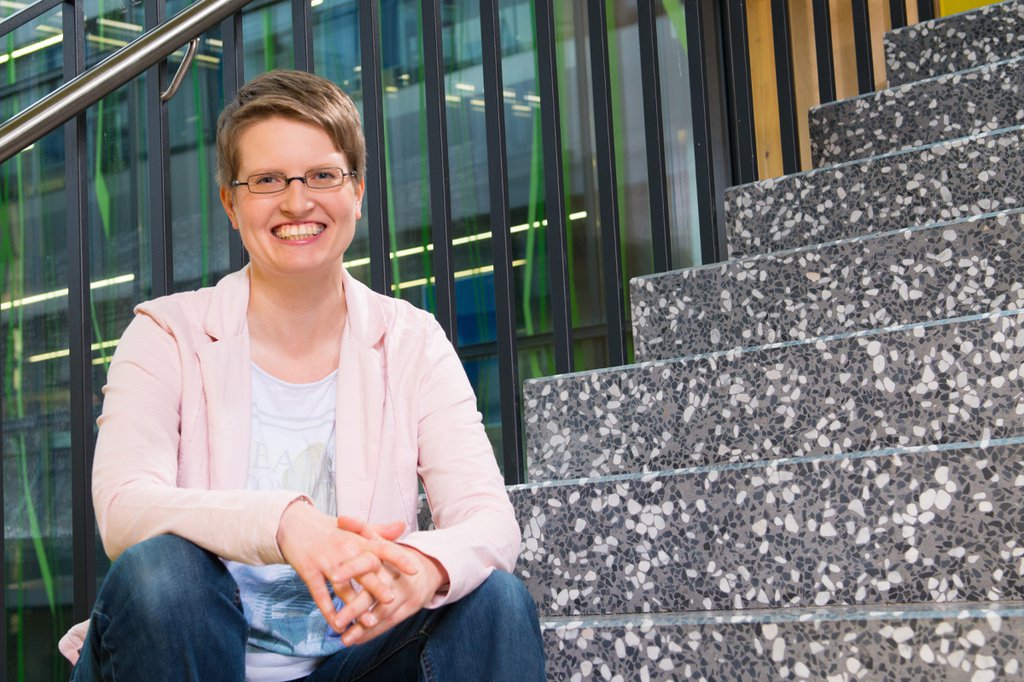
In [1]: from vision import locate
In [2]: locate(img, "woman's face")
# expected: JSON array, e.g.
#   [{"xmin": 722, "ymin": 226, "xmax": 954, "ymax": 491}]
[{"xmin": 219, "ymin": 116, "xmax": 364, "ymax": 282}]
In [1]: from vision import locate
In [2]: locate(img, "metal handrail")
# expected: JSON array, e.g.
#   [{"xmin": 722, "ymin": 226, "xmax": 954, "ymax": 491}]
[{"xmin": 0, "ymin": 0, "xmax": 252, "ymax": 164}]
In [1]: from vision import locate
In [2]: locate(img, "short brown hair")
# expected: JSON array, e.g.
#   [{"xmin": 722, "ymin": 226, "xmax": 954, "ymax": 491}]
[{"xmin": 215, "ymin": 69, "xmax": 365, "ymax": 188}]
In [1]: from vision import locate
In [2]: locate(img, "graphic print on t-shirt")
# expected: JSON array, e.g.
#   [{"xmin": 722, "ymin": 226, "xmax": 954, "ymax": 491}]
[{"xmin": 227, "ymin": 365, "xmax": 344, "ymax": 661}]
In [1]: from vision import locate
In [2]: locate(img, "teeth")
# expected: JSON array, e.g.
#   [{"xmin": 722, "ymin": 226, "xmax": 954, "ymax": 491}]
[{"xmin": 273, "ymin": 223, "xmax": 325, "ymax": 240}]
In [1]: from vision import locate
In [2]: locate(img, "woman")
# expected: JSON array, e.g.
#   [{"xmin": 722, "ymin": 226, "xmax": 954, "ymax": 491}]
[{"xmin": 59, "ymin": 69, "xmax": 545, "ymax": 681}]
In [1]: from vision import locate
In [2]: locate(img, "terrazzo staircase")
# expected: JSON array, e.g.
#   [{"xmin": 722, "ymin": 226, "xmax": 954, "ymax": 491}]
[{"xmin": 510, "ymin": 2, "xmax": 1024, "ymax": 679}]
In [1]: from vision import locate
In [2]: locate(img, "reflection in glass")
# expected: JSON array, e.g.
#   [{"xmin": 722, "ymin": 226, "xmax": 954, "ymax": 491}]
[
  {"xmin": 379, "ymin": 0, "xmax": 432, "ymax": 309},
  {"xmin": 166, "ymin": 0, "xmax": 232, "ymax": 291},
  {"xmin": 657, "ymin": 0, "xmax": 701, "ymax": 268},
  {"xmin": 1, "ymin": 8, "xmax": 73, "ymax": 679},
  {"xmin": 313, "ymin": 0, "xmax": 371, "ymax": 287},
  {"xmin": 243, "ymin": 0, "xmax": 294, "ymax": 78}
]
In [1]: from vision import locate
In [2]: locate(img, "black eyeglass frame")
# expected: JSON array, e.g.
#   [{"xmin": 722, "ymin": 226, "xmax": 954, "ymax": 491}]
[{"xmin": 230, "ymin": 167, "xmax": 359, "ymax": 194}]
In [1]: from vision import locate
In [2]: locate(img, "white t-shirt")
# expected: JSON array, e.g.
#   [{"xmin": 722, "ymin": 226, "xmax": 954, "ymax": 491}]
[{"xmin": 225, "ymin": 364, "xmax": 343, "ymax": 682}]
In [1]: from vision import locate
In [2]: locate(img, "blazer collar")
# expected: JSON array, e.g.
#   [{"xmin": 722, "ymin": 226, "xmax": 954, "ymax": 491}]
[
  {"xmin": 198, "ymin": 265, "xmax": 390, "ymax": 512},
  {"xmin": 201, "ymin": 265, "xmax": 387, "ymax": 349}
]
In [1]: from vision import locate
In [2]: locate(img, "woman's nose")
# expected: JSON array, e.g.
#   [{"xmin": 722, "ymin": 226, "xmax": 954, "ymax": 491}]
[{"xmin": 279, "ymin": 177, "xmax": 314, "ymax": 212}]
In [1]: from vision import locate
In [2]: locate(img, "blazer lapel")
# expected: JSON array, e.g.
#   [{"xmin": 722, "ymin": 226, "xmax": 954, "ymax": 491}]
[
  {"xmin": 198, "ymin": 335, "xmax": 252, "ymax": 490},
  {"xmin": 198, "ymin": 268, "xmax": 252, "ymax": 490},
  {"xmin": 335, "ymin": 270, "xmax": 388, "ymax": 520}
]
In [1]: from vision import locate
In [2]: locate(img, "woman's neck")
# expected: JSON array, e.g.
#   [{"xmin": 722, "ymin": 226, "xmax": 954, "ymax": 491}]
[{"xmin": 245, "ymin": 266, "xmax": 347, "ymax": 382}]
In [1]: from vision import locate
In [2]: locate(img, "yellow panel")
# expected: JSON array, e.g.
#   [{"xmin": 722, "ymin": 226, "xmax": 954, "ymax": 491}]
[{"xmin": 939, "ymin": 0, "xmax": 998, "ymax": 16}]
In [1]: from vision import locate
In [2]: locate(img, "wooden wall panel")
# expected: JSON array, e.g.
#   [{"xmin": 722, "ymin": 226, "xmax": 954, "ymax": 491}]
[
  {"xmin": 746, "ymin": 0, "xmax": 784, "ymax": 179},
  {"xmin": 789, "ymin": 0, "xmax": 816, "ymax": 171},
  {"xmin": 745, "ymin": 0, "xmax": 939, "ymax": 178}
]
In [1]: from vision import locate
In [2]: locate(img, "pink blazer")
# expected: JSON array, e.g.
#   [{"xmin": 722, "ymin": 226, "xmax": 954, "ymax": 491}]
[{"xmin": 59, "ymin": 267, "xmax": 520, "ymax": 662}]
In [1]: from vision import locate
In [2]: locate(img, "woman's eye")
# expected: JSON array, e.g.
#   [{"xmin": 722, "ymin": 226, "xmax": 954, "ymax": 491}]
[
  {"xmin": 254, "ymin": 174, "xmax": 280, "ymax": 185},
  {"xmin": 313, "ymin": 169, "xmax": 338, "ymax": 181}
]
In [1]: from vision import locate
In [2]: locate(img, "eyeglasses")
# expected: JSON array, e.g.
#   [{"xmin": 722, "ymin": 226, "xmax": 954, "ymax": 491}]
[{"xmin": 230, "ymin": 167, "xmax": 357, "ymax": 194}]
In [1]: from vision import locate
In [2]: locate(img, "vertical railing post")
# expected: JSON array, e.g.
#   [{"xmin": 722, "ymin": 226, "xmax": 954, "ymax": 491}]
[
  {"xmin": 917, "ymin": 0, "xmax": 936, "ymax": 21},
  {"xmin": 687, "ymin": 0, "xmax": 731, "ymax": 264},
  {"xmin": 851, "ymin": 0, "xmax": 875, "ymax": 94},
  {"xmin": 222, "ymin": 10, "xmax": 248, "ymax": 271},
  {"xmin": 65, "ymin": 0, "xmax": 97, "ymax": 622},
  {"xmin": 770, "ymin": 0, "xmax": 800, "ymax": 173},
  {"xmin": 587, "ymin": 0, "xmax": 626, "ymax": 367},
  {"xmin": 147, "ymin": 0, "xmax": 173, "ymax": 297},
  {"xmin": 890, "ymin": 0, "xmax": 908, "ymax": 28},
  {"xmin": 723, "ymin": 0, "xmax": 758, "ymax": 186},
  {"xmin": 812, "ymin": 0, "xmax": 837, "ymax": 104},
  {"xmin": 292, "ymin": 0, "xmax": 313, "ymax": 72},
  {"xmin": 479, "ymin": 0, "xmax": 524, "ymax": 483},
  {"xmin": 534, "ymin": 0, "xmax": 573, "ymax": 373},
  {"xmin": 420, "ymin": 0, "xmax": 457, "ymax": 344},
  {"xmin": 637, "ymin": 0, "xmax": 672, "ymax": 272},
  {"xmin": 359, "ymin": 0, "xmax": 391, "ymax": 296}
]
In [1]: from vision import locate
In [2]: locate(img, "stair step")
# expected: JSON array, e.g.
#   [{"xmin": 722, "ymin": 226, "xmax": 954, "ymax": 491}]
[
  {"xmin": 543, "ymin": 602, "xmax": 1024, "ymax": 681},
  {"xmin": 632, "ymin": 210, "xmax": 1024, "ymax": 362},
  {"xmin": 725, "ymin": 125, "xmax": 1024, "ymax": 258},
  {"xmin": 810, "ymin": 55, "xmax": 1024, "ymax": 168},
  {"xmin": 886, "ymin": 0, "xmax": 1024, "ymax": 86},
  {"xmin": 524, "ymin": 310, "xmax": 1024, "ymax": 481},
  {"xmin": 514, "ymin": 440, "xmax": 1024, "ymax": 618}
]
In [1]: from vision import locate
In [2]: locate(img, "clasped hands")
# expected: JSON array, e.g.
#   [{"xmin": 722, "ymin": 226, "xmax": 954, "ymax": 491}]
[{"xmin": 276, "ymin": 501, "xmax": 448, "ymax": 646}]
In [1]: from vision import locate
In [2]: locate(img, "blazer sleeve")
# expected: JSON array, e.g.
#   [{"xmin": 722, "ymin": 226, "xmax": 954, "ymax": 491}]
[
  {"xmin": 397, "ymin": 318, "xmax": 522, "ymax": 607},
  {"xmin": 91, "ymin": 312, "xmax": 301, "ymax": 565}
]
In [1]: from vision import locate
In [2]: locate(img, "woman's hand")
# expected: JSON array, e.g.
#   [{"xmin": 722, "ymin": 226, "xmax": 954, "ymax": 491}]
[
  {"xmin": 275, "ymin": 500, "xmax": 419, "ymax": 632},
  {"xmin": 334, "ymin": 516, "xmax": 450, "ymax": 647}
]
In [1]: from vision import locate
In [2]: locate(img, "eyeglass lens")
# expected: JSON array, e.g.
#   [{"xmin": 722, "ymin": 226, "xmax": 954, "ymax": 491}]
[{"xmin": 245, "ymin": 168, "xmax": 351, "ymax": 193}]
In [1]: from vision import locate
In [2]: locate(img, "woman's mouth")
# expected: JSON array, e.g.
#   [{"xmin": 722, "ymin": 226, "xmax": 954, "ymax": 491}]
[{"xmin": 272, "ymin": 223, "xmax": 325, "ymax": 240}]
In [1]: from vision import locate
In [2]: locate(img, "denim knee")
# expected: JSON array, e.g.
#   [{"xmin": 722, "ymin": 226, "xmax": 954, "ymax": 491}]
[
  {"xmin": 468, "ymin": 571, "xmax": 540, "ymax": 625},
  {"xmin": 99, "ymin": 534, "xmax": 238, "ymax": 628}
]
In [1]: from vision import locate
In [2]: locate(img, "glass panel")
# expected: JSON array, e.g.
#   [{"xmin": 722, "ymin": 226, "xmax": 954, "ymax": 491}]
[
  {"xmin": 85, "ymin": 71, "xmax": 152, "ymax": 593},
  {"xmin": 380, "ymin": 0, "xmax": 433, "ymax": 309},
  {"xmin": 656, "ymin": 0, "xmax": 701, "ymax": 268},
  {"xmin": 243, "ymin": 0, "xmax": 295, "ymax": 78},
  {"xmin": 550, "ymin": 2, "xmax": 607, "ymax": 372},
  {"xmin": 313, "ymin": 0, "xmax": 370, "ymax": 286},
  {"xmin": 1, "ymin": 7, "xmax": 73, "ymax": 680},
  {"xmin": 501, "ymin": 0, "xmax": 553, "ymax": 385},
  {"xmin": 436, "ymin": 1, "xmax": 494, "ymax": 351},
  {"xmin": 166, "ymin": 29, "xmax": 232, "ymax": 291},
  {"xmin": 84, "ymin": 0, "xmax": 142, "ymax": 67}
]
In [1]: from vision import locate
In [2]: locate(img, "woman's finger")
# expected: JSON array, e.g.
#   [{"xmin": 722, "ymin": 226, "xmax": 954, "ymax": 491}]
[
  {"xmin": 333, "ymin": 586, "xmax": 376, "ymax": 631},
  {"xmin": 329, "ymin": 552, "xmax": 382, "ymax": 587},
  {"xmin": 299, "ymin": 568, "xmax": 341, "ymax": 631},
  {"xmin": 337, "ymin": 516, "xmax": 405, "ymax": 542},
  {"xmin": 373, "ymin": 541, "xmax": 420, "ymax": 576},
  {"xmin": 332, "ymin": 555, "xmax": 395, "ymax": 605}
]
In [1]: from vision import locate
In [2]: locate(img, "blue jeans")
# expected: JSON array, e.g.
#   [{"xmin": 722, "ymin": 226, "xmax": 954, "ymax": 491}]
[{"xmin": 71, "ymin": 535, "xmax": 545, "ymax": 681}]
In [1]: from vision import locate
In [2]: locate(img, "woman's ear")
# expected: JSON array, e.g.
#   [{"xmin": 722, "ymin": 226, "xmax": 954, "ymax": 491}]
[
  {"xmin": 219, "ymin": 185, "xmax": 239, "ymax": 229},
  {"xmin": 354, "ymin": 177, "xmax": 365, "ymax": 221}
]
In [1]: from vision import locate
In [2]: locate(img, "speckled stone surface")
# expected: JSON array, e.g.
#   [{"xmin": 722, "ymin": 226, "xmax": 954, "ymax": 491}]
[
  {"xmin": 725, "ymin": 126, "xmax": 1024, "ymax": 258},
  {"xmin": 886, "ymin": 0, "xmax": 1024, "ymax": 86},
  {"xmin": 524, "ymin": 310, "xmax": 1024, "ymax": 481},
  {"xmin": 543, "ymin": 603, "xmax": 1024, "ymax": 681},
  {"xmin": 514, "ymin": 440, "xmax": 1024, "ymax": 617},
  {"xmin": 513, "ymin": 6, "xmax": 1024, "ymax": 676},
  {"xmin": 632, "ymin": 210, "xmax": 1024, "ymax": 362},
  {"xmin": 809, "ymin": 56, "xmax": 1024, "ymax": 168}
]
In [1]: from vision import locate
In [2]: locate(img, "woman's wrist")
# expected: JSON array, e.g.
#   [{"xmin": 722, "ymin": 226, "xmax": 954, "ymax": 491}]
[
  {"xmin": 275, "ymin": 496, "xmax": 316, "ymax": 556},
  {"xmin": 410, "ymin": 548, "xmax": 450, "ymax": 595}
]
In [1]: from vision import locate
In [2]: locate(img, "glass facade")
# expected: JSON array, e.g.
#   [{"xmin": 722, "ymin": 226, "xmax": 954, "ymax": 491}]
[
  {"xmin": 2, "ymin": 6, "xmax": 71, "ymax": 679},
  {"xmin": 0, "ymin": 0, "xmax": 704, "ymax": 676}
]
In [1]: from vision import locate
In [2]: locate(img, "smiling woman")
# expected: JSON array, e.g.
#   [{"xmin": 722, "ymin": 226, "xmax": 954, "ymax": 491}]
[
  {"xmin": 56, "ymin": 70, "xmax": 545, "ymax": 682},
  {"xmin": 222, "ymin": 118, "xmax": 363, "ymax": 303}
]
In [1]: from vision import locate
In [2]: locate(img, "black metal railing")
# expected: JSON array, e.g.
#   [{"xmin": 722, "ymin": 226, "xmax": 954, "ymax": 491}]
[{"xmin": 772, "ymin": 0, "xmax": 939, "ymax": 172}]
